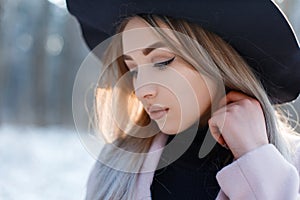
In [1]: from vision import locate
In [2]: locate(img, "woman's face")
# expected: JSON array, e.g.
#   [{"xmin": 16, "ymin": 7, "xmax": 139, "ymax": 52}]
[{"xmin": 122, "ymin": 17, "xmax": 218, "ymax": 134}]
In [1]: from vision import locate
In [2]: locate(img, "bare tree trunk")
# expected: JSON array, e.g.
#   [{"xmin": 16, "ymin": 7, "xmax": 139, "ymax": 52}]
[{"xmin": 31, "ymin": 0, "xmax": 50, "ymax": 126}]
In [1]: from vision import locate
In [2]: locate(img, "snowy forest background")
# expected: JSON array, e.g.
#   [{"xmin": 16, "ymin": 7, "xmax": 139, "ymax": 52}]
[{"xmin": 0, "ymin": 0, "xmax": 299, "ymax": 199}]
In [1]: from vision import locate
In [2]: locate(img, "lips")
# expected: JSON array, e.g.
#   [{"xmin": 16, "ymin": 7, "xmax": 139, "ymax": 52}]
[{"xmin": 147, "ymin": 105, "xmax": 169, "ymax": 120}]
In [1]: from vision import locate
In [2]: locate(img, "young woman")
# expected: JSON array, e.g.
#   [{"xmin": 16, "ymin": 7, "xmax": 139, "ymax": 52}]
[{"xmin": 67, "ymin": 1, "xmax": 300, "ymax": 199}]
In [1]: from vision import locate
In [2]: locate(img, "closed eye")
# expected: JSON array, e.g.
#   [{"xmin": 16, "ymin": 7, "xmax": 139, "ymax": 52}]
[
  {"xmin": 153, "ymin": 56, "xmax": 175, "ymax": 69},
  {"xmin": 127, "ymin": 56, "xmax": 176, "ymax": 78}
]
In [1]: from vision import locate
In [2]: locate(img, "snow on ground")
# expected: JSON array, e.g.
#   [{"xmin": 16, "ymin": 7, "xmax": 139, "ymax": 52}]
[{"xmin": 0, "ymin": 125, "xmax": 95, "ymax": 200}]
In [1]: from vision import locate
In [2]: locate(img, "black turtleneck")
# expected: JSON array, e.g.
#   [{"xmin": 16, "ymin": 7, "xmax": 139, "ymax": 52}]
[{"xmin": 150, "ymin": 123, "xmax": 233, "ymax": 200}]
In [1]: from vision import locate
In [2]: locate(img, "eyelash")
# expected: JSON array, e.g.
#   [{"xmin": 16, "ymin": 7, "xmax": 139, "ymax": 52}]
[
  {"xmin": 153, "ymin": 56, "xmax": 175, "ymax": 69},
  {"xmin": 129, "ymin": 56, "xmax": 175, "ymax": 77}
]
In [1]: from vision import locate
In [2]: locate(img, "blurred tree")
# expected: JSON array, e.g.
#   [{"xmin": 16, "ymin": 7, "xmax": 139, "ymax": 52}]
[
  {"xmin": 31, "ymin": 0, "xmax": 50, "ymax": 126},
  {"xmin": 0, "ymin": 0, "xmax": 88, "ymax": 127}
]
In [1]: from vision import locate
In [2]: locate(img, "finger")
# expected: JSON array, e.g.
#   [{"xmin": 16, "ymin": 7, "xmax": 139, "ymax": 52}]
[
  {"xmin": 217, "ymin": 135, "xmax": 228, "ymax": 149},
  {"xmin": 211, "ymin": 106, "xmax": 227, "ymax": 117},
  {"xmin": 214, "ymin": 100, "xmax": 244, "ymax": 115},
  {"xmin": 225, "ymin": 91, "xmax": 253, "ymax": 104},
  {"xmin": 208, "ymin": 119, "xmax": 228, "ymax": 148},
  {"xmin": 210, "ymin": 102, "xmax": 235, "ymax": 133},
  {"xmin": 218, "ymin": 91, "xmax": 253, "ymax": 108}
]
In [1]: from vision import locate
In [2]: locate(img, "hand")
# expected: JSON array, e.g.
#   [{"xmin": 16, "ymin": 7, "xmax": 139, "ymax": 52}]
[{"xmin": 208, "ymin": 91, "xmax": 269, "ymax": 159}]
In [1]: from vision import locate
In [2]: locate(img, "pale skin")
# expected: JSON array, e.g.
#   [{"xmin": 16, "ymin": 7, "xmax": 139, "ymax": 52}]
[
  {"xmin": 122, "ymin": 18, "xmax": 216, "ymax": 134},
  {"xmin": 123, "ymin": 17, "xmax": 269, "ymax": 160},
  {"xmin": 209, "ymin": 91, "xmax": 269, "ymax": 159}
]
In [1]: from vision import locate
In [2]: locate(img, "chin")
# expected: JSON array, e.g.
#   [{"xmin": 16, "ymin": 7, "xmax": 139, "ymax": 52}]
[
  {"xmin": 158, "ymin": 119, "xmax": 199, "ymax": 135},
  {"xmin": 157, "ymin": 124, "xmax": 186, "ymax": 135},
  {"xmin": 155, "ymin": 115, "xmax": 198, "ymax": 135}
]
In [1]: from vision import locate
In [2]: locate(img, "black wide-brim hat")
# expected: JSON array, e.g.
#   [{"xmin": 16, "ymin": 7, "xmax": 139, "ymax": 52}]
[{"xmin": 67, "ymin": 0, "xmax": 300, "ymax": 104}]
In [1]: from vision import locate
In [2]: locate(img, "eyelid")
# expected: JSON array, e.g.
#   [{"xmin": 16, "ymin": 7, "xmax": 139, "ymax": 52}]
[
  {"xmin": 124, "ymin": 54, "xmax": 175, "ymax": 73},
  {"xmin": 154, "ymin": 56, "xmax": 175, "ymax": 67},
  {"xmin": 151, "ymin": 50, "xmax": 175, "ymax": 62}
]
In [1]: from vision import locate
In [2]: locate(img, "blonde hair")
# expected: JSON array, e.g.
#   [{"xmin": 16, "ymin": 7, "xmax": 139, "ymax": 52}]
[{"xmin": 87, "ymin": 14, "xmax": 296, "ymax": 200}]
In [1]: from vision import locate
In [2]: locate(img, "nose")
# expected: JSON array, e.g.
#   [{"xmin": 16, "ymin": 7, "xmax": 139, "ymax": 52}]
[
  {"xmin": 133, "ymin": 68, "xmax": 158, "ymax": 100},
  {"xmin": 135, "ymin": 84, "xmax": 157, "ymax": 100}
]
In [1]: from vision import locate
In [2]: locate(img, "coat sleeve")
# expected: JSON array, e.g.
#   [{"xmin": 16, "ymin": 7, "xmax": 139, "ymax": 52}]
[{"xmin": 215, "ymin": 143, "xmax": 300, "ymax": 200}]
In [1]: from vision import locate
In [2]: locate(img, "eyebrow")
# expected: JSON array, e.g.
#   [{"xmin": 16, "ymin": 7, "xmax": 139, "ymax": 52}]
[{"xmin": 123, "ymin": 42, "xmax": 167, "ymax": 61}]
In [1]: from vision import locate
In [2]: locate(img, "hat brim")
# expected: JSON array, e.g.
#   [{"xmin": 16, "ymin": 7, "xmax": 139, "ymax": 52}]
[{"xmin": 67, "ymin": 0, "xmax": 300, "ymax": 104}]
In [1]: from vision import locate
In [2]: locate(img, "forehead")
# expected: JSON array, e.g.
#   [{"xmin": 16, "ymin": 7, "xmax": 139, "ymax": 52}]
[{"xmin": 121, "ymin": 17, "xmax": 176, "ymax": 54}]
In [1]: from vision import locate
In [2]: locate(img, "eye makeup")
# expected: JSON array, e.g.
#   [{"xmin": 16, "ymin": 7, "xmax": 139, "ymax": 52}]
[
  {"xmin": 153, "ymin": 56, "xmax": 175, "ymax": 69},
  {"xmin": 127, "ymin": 56, "xmax": 176, "ymax": 78}
]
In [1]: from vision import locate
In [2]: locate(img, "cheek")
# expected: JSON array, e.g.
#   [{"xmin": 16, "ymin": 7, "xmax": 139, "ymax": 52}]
[
  {"xmin": 158, "ymin": 87, "xmax": 201, "ymax": 134},
  {"xmin": 179, "ymin": 75, "xmax": 216, "ymax": 127},
  {"xmin": 194, "ymin": 76, "xmax": 217, "ymax": 111}
]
